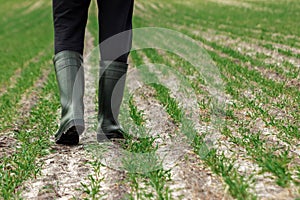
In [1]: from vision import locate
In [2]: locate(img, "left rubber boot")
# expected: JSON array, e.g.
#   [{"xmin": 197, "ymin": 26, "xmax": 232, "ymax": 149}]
[
  {"xmin": 53, "ymin": 51, "xmax": 85, "ymax": 145},
  {"xmin": 97, "ymin": 61, "xmax": 128, "ymax": 142}
]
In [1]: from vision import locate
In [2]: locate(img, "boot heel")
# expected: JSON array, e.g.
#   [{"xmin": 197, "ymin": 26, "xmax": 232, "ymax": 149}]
[
  {"xmin": 97, "ymin": 131, "xmax": 125, "ymax": 142},
  {"xmin": 55, "ymin": 119, "xmax": 84, "ymax": 145}
]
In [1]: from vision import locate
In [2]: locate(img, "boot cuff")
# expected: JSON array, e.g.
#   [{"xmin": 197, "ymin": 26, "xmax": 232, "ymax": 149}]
[
  {"xmin": 100, "ymin": 60, "xmax": 128, "ymax": 73},
  {"xmin": 53, "ymin": 51, "xmax": 83, "ymax": 72},
  {"xmin": 53, "ymin": 50, "xmax": 83, "ymax": 64}
]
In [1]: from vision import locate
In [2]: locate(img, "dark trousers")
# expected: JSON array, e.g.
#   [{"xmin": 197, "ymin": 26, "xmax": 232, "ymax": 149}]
[{"xmin": 52, "ymin": 0, "xmax": 134, "ymax": 63}]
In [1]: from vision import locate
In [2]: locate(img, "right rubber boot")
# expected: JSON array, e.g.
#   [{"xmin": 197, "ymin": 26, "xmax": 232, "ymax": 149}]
[
  {"xmin": 53, "ymin": 50, "xmax": 85, "ymax": 145},
  {"xmin": 96, "ymin": 61, "xmax": 128, "ymax": 142}
]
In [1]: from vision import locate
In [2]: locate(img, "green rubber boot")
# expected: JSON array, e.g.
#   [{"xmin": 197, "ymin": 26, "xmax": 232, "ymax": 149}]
[
  {"xmin": 97, "ymin": 61, "xmax": 128, "ymax": 142},
  {"xmin": 53, "ymin": 50, "xmax": 85, "ymax": 145}
]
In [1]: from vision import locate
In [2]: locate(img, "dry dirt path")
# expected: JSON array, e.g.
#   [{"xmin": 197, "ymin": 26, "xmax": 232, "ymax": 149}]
[
  {"xmin": 20, "ymin": 30, "xmax": 132, "ymax": 200},
  {"xmin": 20, "ymin": 30, "xmax": 97, "ymax": 200}
]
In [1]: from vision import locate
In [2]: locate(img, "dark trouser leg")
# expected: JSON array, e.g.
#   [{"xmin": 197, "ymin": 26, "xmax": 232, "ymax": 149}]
[
  {"xmin": 97, "ymin": 0, "xmax": 134, "ymax": 63},
  {"xmin": 52, "ymin": 0, "xmax": 91, "ymax": 54},
  {"xmin": 96, "ymin": 0, "xmax": 134, "ymax": 141}
]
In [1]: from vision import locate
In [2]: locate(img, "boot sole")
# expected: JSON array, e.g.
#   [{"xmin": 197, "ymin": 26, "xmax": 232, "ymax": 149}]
[
  {"xmin": 97, "ymin": 132, "xmax": 125, "ymax": 143},
  {"xmin": 55, "ymin": 120, "xmax": 84, "ymax": 145}
]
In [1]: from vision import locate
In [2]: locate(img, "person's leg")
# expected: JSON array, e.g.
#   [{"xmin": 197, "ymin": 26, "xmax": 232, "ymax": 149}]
[
  {"xmin": 52, "ymin": 0, "xmax": 91, "ymax": 145},
  {"xmin": 96, "ymin": 0, "xmax": 134, "ymax": 141},
  {"xmin": 53, "ymin": 0, "xmax": 91, "ymax": 55},
  {"xmin": 97, "ymin": 0, "xmax": 134, "ymax": 63}
]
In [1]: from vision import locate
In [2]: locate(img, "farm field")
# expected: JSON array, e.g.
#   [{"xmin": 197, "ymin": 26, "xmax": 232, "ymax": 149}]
[{"xmin": 0, "ymin": 0, "xmax": 299, "ymax": 199}]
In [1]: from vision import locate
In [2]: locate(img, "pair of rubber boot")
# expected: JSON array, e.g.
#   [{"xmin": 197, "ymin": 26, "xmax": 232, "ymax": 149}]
[{"xmin": 53, "ymin": 50, "xmax": 127, "ymax": 145}]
